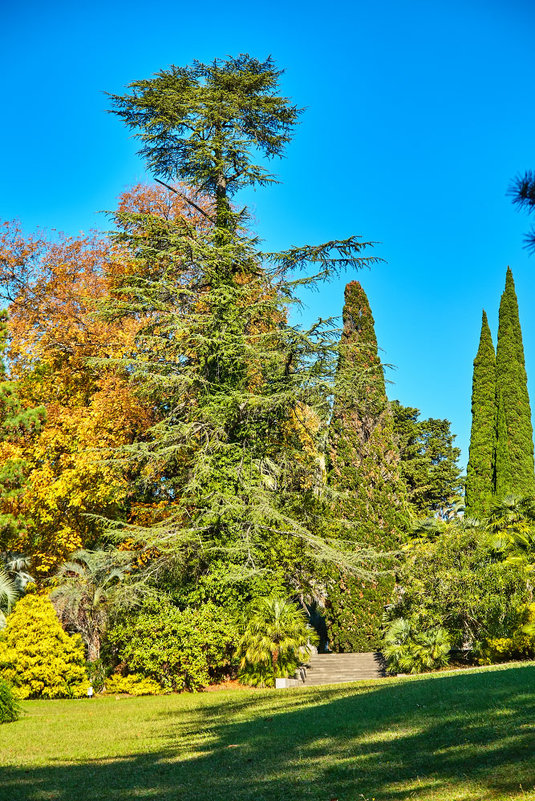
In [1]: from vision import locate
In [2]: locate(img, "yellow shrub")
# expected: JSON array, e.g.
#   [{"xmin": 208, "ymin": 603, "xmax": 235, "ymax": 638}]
[
  {"xmin": 0, "ymin": 594, "xmax": 89, "ymax": 699},
  {"xmin": 104, "ymin": 673, "xmax": 163, "ymax": 696}
]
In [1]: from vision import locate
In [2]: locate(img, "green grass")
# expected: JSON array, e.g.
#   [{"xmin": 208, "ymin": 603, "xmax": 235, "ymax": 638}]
[{"xmin": 1, "ymin": 663, "xmax": 535, "ymax": 800}]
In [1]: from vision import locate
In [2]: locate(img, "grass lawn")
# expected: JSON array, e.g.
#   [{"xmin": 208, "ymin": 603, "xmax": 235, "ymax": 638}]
[{"xmin": 1, "ymin": 662, "xmax": 535, "ymax": 801}]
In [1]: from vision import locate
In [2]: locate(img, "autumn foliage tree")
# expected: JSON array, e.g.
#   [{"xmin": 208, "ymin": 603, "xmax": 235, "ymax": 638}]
[{"xmin": 0, "ymin": 196, "xmax": 167, "ymax": 573}]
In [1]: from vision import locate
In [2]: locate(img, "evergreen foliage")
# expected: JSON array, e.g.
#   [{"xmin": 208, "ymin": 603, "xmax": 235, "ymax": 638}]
[
  {"xmin": 383, "ymin": 618, "xmax": 451, "ymax": 674},
  {"xmin": 0, "ymin": 676, "xmax": 19, "ymax": 723},
  {"xmin": 495, "ymin": 268, "xmax": 535, "ymax": 498},
  {"xmin": 104, "ymin": 673, "xmax": 163, "ymax": 695},
  {"xmin": 391, "ymin": 402, "xmax": 462, "ymax": 516},
  {"xmin": 465, "ymin": 310, "xmax": 497, "ymax": 517},
  {"xmin": 107, "ymin": 600, "xmax": 237, "ymax": 691},
  {"xmin": 0, "ymin": 311, "xmax": 45, "ymax": 548},
  {"xmin": 0, "ymin": 594, "xmax": 88, "ymax": 698},
  {"xmin": 104, "ymin": 55, "xmax": 379, "ymax": 604},
  {"xmin": 326, "ymin": 281, "xmax": 408, "ymax": 652},
  {"xmin": 386, "ymin": 524, "xmax": 531, "ymax": 653}
]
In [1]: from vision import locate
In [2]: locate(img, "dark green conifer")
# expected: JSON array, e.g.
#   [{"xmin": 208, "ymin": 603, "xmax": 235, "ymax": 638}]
[
  {"xmin": 326, "ymin": 281, "xmax": 407, "ymax": 652},
  {"xmin": 392, "ymin": 402, "xmax": 462, "ymax": 516},
  {"xmin": 0, "ymin": 311, "xmax": 45, "ymax": 547},
  {"xmin": 495, "ymin": 268, "xmax": 535, "ymax": 498},
  {"xmin": 465, "ymin": 310, "xmax": 496, "ymax": 517}
]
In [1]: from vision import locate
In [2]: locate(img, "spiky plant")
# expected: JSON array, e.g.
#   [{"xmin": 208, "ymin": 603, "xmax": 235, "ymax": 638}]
[
  {"xmin": 237, "ymin": 595, "xmax": 318, "ymax": 686},
  {"xmin": 51, "ymin": 550, "xmax": 136, "ymax": 661},
  {"xmin": 383, "ymin": 617, "xmax": 451, "ymax": 674},
  {"xmin": 0, "ymin": 568, "xmax": 16, "ymax": 628}
]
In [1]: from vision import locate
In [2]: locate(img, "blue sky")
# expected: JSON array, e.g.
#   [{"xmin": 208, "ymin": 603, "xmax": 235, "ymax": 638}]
[{"xmin": 2, "ymin": 0, "xmax": 535, "ymax": 467}]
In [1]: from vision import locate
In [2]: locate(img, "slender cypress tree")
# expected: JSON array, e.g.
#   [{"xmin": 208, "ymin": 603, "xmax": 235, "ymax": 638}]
[
  {"xmin": 465, "ymin": 310, "xmax": 496, "ymax": 517},
  {"xmin": 495, "ymin": 268, "xmax": 535, "ymax": 498},
  {"xmin": 326, "ymin": 281, "xmax": 407, "ymax": 652}
]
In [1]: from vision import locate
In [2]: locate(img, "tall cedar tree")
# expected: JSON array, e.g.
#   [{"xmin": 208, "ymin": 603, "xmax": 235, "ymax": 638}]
[
  {"xmin": 0, "ymin": 311, "xmax": 44, "ymax": 548},
  {"xmin": 326, "ymin": 281, "xmax": 408, "ymax": 651},
  {"xmin": 391, "ymin": 401, "xmax": 462, "ymax": 516},
  {"xmin": 465, "ymin": 310, "xmax": 497, "ymax": 517},
  {"xmin": 106, "ymin": 56, "xmax": 380, "ymax": 606},
  {"xmin": 495, "ymin": 268, "xmax": 535, "ymax": 498}
]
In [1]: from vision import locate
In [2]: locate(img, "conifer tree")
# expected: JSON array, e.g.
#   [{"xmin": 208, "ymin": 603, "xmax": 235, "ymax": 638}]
[
  {"xmin": 326, "ymin": 281, "xmax": 408, "ymax": 651},
  {"xmin": 495, "ymin": 268, "xmax": 535, "ymax": 498},
  {"xmin": 105, "ymin": 56, "xmax": 379, "ymax": 605},
  {"xmin": 392, "ymin": 402, "xmax": 462, "ymax": 516},
  {"xmin": 465, "ymin": 310, "xmax": 497, "ymax": 518},
  {"xmin": 0, "ymin": 311, "xmax": 44, "ymax": 548}
]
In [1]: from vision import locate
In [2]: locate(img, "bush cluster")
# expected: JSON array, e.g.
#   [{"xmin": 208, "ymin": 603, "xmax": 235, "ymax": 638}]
[
  {"xmin": 107, "ymin": 600, "xmax": 238, "ymax": 692},
  {"xmin": 0, "ymin": 594, "xmax": 88, "ymax": 699}
]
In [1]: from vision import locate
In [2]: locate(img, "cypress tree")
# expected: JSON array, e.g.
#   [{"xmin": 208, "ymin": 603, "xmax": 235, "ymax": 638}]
[
  {"xmin": 326, "ymin": 281, "xmax": 407, "ymax": 652},
  {"xmin": 495, "ymin": 268, "xmax": 535, "ymax": 498},
  {"xmin": 465, "ymin": 310, "xmax": 496, "ymax": 517}
]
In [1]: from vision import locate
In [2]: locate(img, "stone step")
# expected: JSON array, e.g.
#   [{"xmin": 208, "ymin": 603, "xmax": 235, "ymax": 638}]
[
  {"xmin": 300, "ymin": 652, "xmax": 385, "ymax": 687},
  {"xmin": 308, "ymin": 653, "xmax": 382, "ymax": 660},
  {"xmin": 307, "ymin": 659, "xmax": 382, "ymax": 669}
]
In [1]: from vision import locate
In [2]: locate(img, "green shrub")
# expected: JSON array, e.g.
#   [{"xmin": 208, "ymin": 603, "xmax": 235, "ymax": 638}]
[
  {"xmin": 383, "ymin": 617, "xmax": 451, "ymax": 674},
  {"xmin": 107, "ymin": 600, "xmax": 237, "ymax": 692},
  {"xmin": 104, "ymin": 673, "xmax": 163, "ymax": 696},
  {"xmin": 0, "ymin": 677, "xmax": 19, "ymax": 723},
  {"xmin": 388, "ymin": 527, "xmax": 531, "ymax": 654},
  {"xmin": 475, "ymin": 603, "xmax": 535, "ymax": 665},
  {"xmin": 0, "ymin": 594, "xmax": 89, "ymax": 699},
  {"xmin": 237, "ymin": 595, "xmax": 318, "ymax": 687}
]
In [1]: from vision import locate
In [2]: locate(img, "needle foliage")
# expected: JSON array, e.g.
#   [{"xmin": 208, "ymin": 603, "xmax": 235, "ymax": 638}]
[
  {"xmin": 105, "ymin": 55, "xmax": 381, "ymax": 606},
  {"xmin": 465, "ymin": 310, "xmax": 496, "ymax": 517}
]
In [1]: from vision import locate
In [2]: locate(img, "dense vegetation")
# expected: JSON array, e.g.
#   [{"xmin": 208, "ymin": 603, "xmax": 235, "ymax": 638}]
[{"xmin": 0, "ymin": 54, "xmax": 533, "ymax": 697}]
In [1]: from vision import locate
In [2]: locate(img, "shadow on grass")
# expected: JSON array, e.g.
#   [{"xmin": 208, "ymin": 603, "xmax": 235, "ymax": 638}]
[{"xmin": 3, "ymin": 665, "xmax": 535, "ymax": 800}]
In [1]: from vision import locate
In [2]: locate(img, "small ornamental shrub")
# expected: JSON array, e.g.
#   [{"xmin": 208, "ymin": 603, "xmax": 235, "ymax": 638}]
[
  {"xmin": 0, "ymin": 677, "xmax": 19, "ymax": 723},
  {"xmin": 0, "ymin": 594, "xmax": 89, "ymax": 699},
  {"xmin": 104, "ymin": 673, "xmax": 163, "ymax": 696},
  {"xmin": 107, "ymin": 600, "xmax": 237, "ymax": 692},
  {"xmin": 383, "ymin": 617, "xmax": 451, "ymax": 674}
]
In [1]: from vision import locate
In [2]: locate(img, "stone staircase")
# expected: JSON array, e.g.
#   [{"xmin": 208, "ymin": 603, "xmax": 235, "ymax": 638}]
[{"xmin": 299, "ymin": 652, "xmax": 386, "ymax": 686}]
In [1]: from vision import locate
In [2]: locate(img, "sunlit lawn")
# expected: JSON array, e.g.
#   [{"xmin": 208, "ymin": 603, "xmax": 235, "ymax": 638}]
[{"xmin": 1, "ymin": 662, "xmax": 535, "ymax": 800}]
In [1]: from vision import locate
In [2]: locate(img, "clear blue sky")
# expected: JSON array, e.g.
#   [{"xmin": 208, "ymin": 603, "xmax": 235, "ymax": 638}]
[{"xmin": 2, "ymin": 0, "xmax": 535, "ymax": 467}]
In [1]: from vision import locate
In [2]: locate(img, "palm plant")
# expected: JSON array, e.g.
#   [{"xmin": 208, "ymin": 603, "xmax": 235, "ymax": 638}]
[
  {"xmin": 0, "ymin": 552, "xmax": 34, "ymax": 629},
  {"xmin": 383, "ymin": 617, "xmax": 451, "ymax": 674},
  {"xmin": 0, "ymin": 568, "xmax": 16, "ymax": 628},
  {"xmin": 237, "ymin": 595, "xmax": 318, "ymax": 687},
  {"xmin": 1, "ymin": 552, "xmax": 33, "ymax": 594},
  {"xmin": 51, "ymin": 550, "xmax": 136, "ymax": 661}
]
